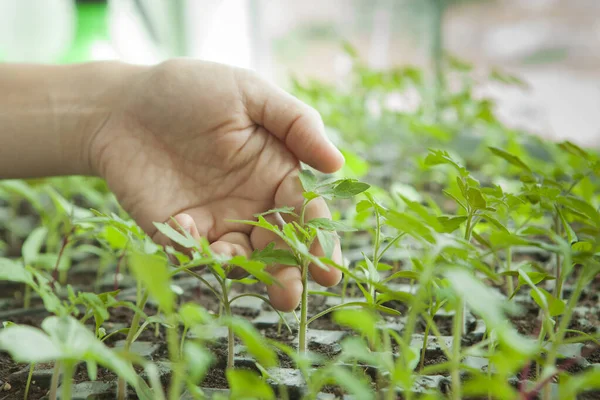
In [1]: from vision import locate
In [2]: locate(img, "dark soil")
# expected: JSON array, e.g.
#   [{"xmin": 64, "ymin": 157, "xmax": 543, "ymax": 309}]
[{"xmin": 0, "ymin": 247, "xmax": 598, "ymax": 399}]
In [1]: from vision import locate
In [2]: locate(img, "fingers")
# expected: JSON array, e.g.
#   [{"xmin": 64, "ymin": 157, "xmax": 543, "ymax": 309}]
[
  {"xmin": 274, "ymin": 171, "xmax": 343, "ymax": 287},
  {"xmin": 236, "ymin": 69, "xmax": 344, "ymax": 174},
  {"xmin": 152, "ymin": 213, "xmax": 201, "ymax": 256},
  {"xmin": 209, "ymin": 232, "xmax": 253, "ymax": 279},
  {"xmin": 250, "ymin": 214, "xmax": 302, "ymax": 311},
  {"xmin": 266, "ymin": 265, "xmax": 303, "ymax": 312}
]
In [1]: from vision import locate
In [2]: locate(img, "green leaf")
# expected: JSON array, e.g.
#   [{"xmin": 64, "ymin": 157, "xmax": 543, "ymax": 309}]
[
  {"xmin": 424, "ymin": 149, "xmax": 468, "ymax": 176},
  {"xmin": 179, "ymin": 303, "xmax": 213, "ymax": 327},
  {"xmin": 41, "ymin": 316, "xmax": 140, "ymax": 388},
  {"xmin": 488, "ymin": 147, "xmax": 532, "ymax": 172},
  {"xmin": 445, "ymin": 269, "xmax": 536, "ymax": 355},
  {"xmin": 227, "ymin": 317, "xmax": 277, "ymax": 368},
  {"xmin": 558, "ymin": 196, "xmax": 600, "ymax": 226},
  {"xmin": 333, "ymin": 308, "xmax": 379, "ymax": 345},
  {"xmin": 467, "ymin": 187, "xmax": 487, "ymax": 209},
  {"xmin": 442, "ymin": 189, "xmax": 468, "ymax": 211},
  {"xmin": 383, "ymin": 270, "xmax": 420, "ymax": 282},
  {"xmin": 184, "ymin": 342, "xmax": 213, "ymax": 383},
  {"xmin": 254, "ymin": 206, "xmax": 297, "ymax": 218},
  {"xmin": 0, "ymin": 258, "xmax": 32, "ymax": 284},
  {"xmin": 153, "ymin": 222, "xmax": 197, "ymax": 249},
  {"xmin": 481, "ymin": 213, "xmax": 509, "ymax": 233},
  {"xmin": 302, "ymin": 191, "xmax": 320, "ymax": 201},
  {"xmin": 129, "ymin": 251, "xmax": 174, "ymax": 314},
  {"xmin": 356, "ymin": 200, "xmax": 373, "ymax": 213},
  {"xmin": 385, "ymin": 210, "xmax": 434, "ymax": 243},
  {"xmin": 437, "ymin": 216, "xmax": 467, "ymax": 233},
  {"xmin": 0, "ymin": 325, "xmax": 61, "ymax": 362},
  {"xmin": 251, "ymin": 243, "xmax": 297, "ymax": 266},
  {"xmin": 99, "ymin": 225, "xmax": 129, "ymax": 250},
  {"xmin": 228, "ymin": 257, "xmax": 274, "ymax": 285},
  {"xmin": 22, "ymin": 226, "xmax": 48, "ymax": 266},
  {"xmin": 556, "ymin": 206, "xmax": 578, "ymax": 245},
  {"xmin": 299, "ymin": 169, "xmax": 318, "ymax": 192},
  {"xmin": 558, "ymin": 141, "xmax": 590, "ymax": 161},
  {"xmin": 518, "ymin": 271, "xmax": 554, "ymax": 286},
  {"xmin": 316, "ymin": 229, "xmax": 336, "ymax": 259},
  {"xmin": 463, "ymin": 375, "xmax": 517, "ymax": 400},
  {"xmin": 306, "ymin": 218, "xmax": 357, "ymax": 232},
  {"xmin": 327, "ymin": 367, "xmax": 374, "ymax": 400},
  {"xmin": 327, "ymin": 179, "xmax": 370, "ymax": 199},
  {"xmin": 226, "ymin": 369, "xmax": 275, "ymax": 400},
  {"xmin": 489, "ymin": 231, "xmax": 532, "ymax": 248},
  {"xmin": 530, "ymin": 287, "xmax": 565, "ymax": 317}
]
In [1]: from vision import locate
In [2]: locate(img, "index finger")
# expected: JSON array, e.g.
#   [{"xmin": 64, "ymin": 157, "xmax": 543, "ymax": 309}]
[{"xmin": 235, "ymin": 68, "xmax": 344, "ymax": 173}]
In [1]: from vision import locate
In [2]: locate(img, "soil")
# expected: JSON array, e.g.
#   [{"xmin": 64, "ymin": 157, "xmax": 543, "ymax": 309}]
[{"xmin": 0, "ymin": 244, "xmax": 598, "ymax": 399}]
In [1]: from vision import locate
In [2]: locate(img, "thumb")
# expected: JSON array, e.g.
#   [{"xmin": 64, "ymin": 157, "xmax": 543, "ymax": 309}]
[{"xmin": 236, "ymin": 69, "xmax": 344, "ymax": 173}]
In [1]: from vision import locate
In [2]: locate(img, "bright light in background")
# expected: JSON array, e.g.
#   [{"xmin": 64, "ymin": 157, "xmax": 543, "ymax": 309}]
[
  {"xmin": 200, "ymin": 0, "xmax": 251, "ymax": 69},
  {"xmin": 90, "ymin": 41, "xmax": 119, "ymax": 60},
  {"xmin": 108, "ymin": 0, "xmax": 162, "ymax": 65}
]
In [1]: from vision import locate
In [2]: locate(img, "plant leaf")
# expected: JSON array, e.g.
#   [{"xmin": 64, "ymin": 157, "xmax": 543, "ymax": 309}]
[
  {"xmin": 306, "ymin": 218, "xmax": 357, "ymax": 232},
  {"xmin": 22, "ymin": 226, "xmax": 48, "ymax": 266},
  {"xmin": 227, "ymin": 369, "xmax": 275, "ymax": 400},
  {"xmin": 129, "ymin": 251, "xmax": 174, "ymax": 314},
  {"xmin": 316, "ymin": 229, "xmax": 336, "ymax": 259},
  {"xmin": 488, "ymin": 147, "xmax": 532, "ymax": 173},
  {"xmin": 299, "ymin": 169, "xmax": 318, "ymax": 192},
  {"xmin": 0, "ymin": 325, "xmax": 61, "ymax": 362},
  {"xmin": 326, "ymin": 179, "xmax": 370, "ymax": 199},
  {"xmin": 251, "ymin": 243, "xmax": 297, "ymax": 266}
]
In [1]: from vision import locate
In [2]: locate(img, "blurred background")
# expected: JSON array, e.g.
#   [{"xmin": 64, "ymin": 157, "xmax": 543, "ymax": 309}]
[{"xmin": 0, "ymin": 0, "xmax": 598, "ymax": 147}]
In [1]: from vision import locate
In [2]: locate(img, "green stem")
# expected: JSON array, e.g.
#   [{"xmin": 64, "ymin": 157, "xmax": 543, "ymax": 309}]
[
  {"xmin": 553, "ymin": 214, "xmax": 563, "ymax": 300},
  {"xmin": 451, "ymin": 299, "xmax": 463, "ymax": 400},
  {"xmin": 298, "ymin": 262, "xmax": 309, "ymax": 353},
  {"xmin": 546, "ymin": 266, "xmax": 584, "ymax": 370},
  {"xmin": 180, "ymin": 326, "xmax": 189, "ymax": 358},
  {"xmin": 23, "ymin": 284, "xmax": 31, "ymax": 309},
  {"xmin": 24, "ymin": 363, "xmax": 35, "ymax": 400},
  {"xmin": 419, "ymin": 305, "xmax": 434, "ymax": 371},
  {"xmin": 49, "ymin": 362, "xmax": 60, "ymax": 400},
  {"xmin": 117, "ymin": 287, "xmax": 149, "ymax": 400},
  {"xmin": 506, "ymin": 247, "xmax": 514, "ymax": 295},
  {"xmin": 221, "ymin": 279, "xmax": 235, "ymax": 370},
  {"xmin": 167, "ymin": 313, "xmax": 184, "ymax": 400},
  {"xmin": 61, "ymin": 361, "xmax": 75, "ymax": 400}
]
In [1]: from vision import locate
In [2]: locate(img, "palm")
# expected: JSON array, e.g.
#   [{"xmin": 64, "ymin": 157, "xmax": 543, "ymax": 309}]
[{"xmin": 90, "ymin": 60, "xmax": 345, "ymax": 311}]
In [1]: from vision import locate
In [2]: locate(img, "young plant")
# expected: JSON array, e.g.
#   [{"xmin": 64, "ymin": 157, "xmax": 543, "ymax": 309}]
[{"xmin": 232, "ymin": 170, "xmax": 373, "ymax": 354}]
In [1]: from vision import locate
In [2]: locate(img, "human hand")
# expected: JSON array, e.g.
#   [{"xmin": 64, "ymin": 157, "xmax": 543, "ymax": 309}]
[{"xmin": 88, "ymin": 59, "xmax": 345, "ymax": 311}]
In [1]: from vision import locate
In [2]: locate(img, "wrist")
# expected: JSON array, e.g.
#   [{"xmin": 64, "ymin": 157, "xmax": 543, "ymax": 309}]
[
  {"xmin": 0, "ymin": 61, "xmax": 143, "ymax": 179},
  {"xmin": 59, "ymin": 61, "xmax": 143, "ymax": 177}
]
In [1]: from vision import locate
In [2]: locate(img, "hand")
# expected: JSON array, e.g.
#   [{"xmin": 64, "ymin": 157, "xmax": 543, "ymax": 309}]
[{"xmin": 89, "ymin": 59, "xmax": 345, "ymax": 311}]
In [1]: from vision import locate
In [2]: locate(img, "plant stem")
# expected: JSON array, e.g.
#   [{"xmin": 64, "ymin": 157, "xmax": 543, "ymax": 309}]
[
  {"xmin": 451, "ymin": 299, "xmax": 463, "ymax": 400},
  {"xmin": 221, "ymin": 279, "xmax": 235, "ymax": 370},
  {"xmin": 23, "ymin": 284, "xmax": 31, "ymax": 309},
  {"xmin": 52, "ymin": 226, "xmax": 74, "ymax": 287},
  {"xmin": 61, "ymin": 361, "xmax": 75, "ymax": 400},
  {"xmin": 553, "ymin": 214, "xmax": 563, "ymax": 300},
  {"xmin": 117, "ymin": 287, "xmax": 149, "ymax": 400},
  {"xmin": 24, "ymin": 363, "xmax": 35, "ymax": 400},
  {"xmin": 180, "ymin": 326, "xmax": 189, "ymax": 358},
  {"xmin": 419, "ymin": 305, "xmax": 434, "ymax": 371},
  {"xmin": 49, "ymin": 362, "xmax": 60, "ymax": 400},
  {"xmin": 167, "ymin": 313, "xmax": 184, "ymax": 400},
  {"xmin": 298, "ymin": 261, "xmax": 309, "ymax": 353},
  {"xmin": 546, "ymin": 265, "xmax": 584, "ymax": 371},
  {"xmin": 506, "ymin": 247, "xmax": 514, "ymax": 295}
]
